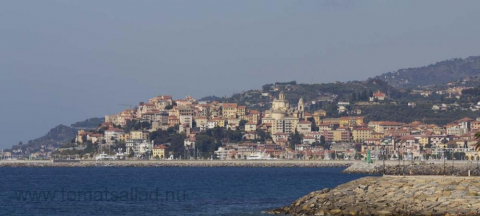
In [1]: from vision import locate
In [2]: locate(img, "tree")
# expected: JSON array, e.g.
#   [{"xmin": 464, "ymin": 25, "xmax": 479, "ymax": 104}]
[
  {"xmin": 441, "ymin": 138, "xmax": 448, "ymax": 147},
  {"xmin": 256, "ymin": 129, "xmax": 267, "ymax": 142},
  {"xmin": 84, "ymin": 142, "xmax": 94, "ymax": 153},
  {"xmin": 289, "ymin": 130, "xmax": 303, "ymax": 149},
  {"xmin": 361, "ymin": 90, "xmax": 367, "ymax": 101},
  {"xmin": 239, "ymin": 120, "xmax": 248, "ymax": 128},
  {"xmin": 320, "ymin": 136, "xmax": 326, "ymax": 145},
  {"xmin": 169, "ymin": 134, "xmax": 186, "ymax": 158},
  {"xmin": 128, "ymin": 147, "xmax": 135, "ymax": 158},
  {"xmin": 195, "ymin": 135, "xmax": 217, "ymax": 157},
  {"xmin": 226, "ymin": 129, "xmax": 243, "ymax": 142},
  {"xmin": 475, "ymin": 132, "xmax": 480, "ymax": 151},
  {"xmin": 150, "ymin": 129, "xmax": 171, "ymax": 144},
  {"xmin": 311, "ymin": 122, "xmax": 319, "ymax": 132},
  {"xmin": 167, "ymin": 126, "xmax": 176, "ymax": 134}
]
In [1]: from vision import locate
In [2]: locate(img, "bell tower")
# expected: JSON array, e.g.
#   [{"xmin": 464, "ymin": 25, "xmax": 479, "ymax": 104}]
[
  {"xmin": 279, "ymin": 91, "xmax": 285, "ymax": 100},
  {"xmin": 297, "ymin": 97, "xmax": 305, "ymax": 119}
]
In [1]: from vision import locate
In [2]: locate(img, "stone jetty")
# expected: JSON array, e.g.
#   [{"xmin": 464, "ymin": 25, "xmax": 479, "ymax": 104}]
[
  {"xmin": 0, "ymin": 160, "xmax": 352, "ymax": 168},
  {"xmin": 343, "ymin": 162, "xmax": 480, "ymax": 176},
  {"xmin": 269, "ymin": 176, "xmax": 480, "ymax": 216}
]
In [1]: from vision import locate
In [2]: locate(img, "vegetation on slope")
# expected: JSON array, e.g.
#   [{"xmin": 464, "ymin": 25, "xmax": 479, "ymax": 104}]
[{"xmin": 374, "ymin": 56, "xmax": 480, "ymax": 88}]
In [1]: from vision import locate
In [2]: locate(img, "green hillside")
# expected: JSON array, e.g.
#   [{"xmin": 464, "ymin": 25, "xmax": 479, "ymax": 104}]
[{"xmin": 374, "ymin": 56, "xmax": 480, "ymax": 88}]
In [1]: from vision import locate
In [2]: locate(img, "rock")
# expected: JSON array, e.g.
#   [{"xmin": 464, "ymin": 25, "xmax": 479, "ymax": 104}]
[
  {"xmin": 376, "ymin": 210, "xmax": 392, "ymax": 215},
  {"xmin": 329, "ymin": 209, "xmax": 342, "ymax": 214},
  {"xmin": 269, "ymin": 176, "xmax": 480, "ymax": 215}
]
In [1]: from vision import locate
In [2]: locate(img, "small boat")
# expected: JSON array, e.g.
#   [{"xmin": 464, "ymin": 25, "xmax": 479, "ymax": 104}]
[
  {"xmin": 95, "ymin": 152, "xmax": 116, "ymax": 161},
  {"xmin": 247, "ymin": 152, "xmax": 271, "ymax": 160}
]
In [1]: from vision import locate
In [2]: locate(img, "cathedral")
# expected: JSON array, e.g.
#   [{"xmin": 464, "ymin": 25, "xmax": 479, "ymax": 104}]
[{"xmin": 262, "ymin": 91, "xmax": 304, "ymax": 136}]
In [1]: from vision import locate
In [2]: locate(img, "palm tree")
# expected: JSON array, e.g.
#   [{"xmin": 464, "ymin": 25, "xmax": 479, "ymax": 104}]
[{"xmin": 474, "ymin": 132, "xmax": 480, "ymax": 151}]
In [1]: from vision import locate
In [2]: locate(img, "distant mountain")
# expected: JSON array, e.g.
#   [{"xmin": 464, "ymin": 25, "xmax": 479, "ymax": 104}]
[
  {"xmin": 10, "ymin": 124, "xmax": 78, "ymax": 153},
  {"xmin": 373, "ymin": 56, "xmax": 480, "ymax": 88}
]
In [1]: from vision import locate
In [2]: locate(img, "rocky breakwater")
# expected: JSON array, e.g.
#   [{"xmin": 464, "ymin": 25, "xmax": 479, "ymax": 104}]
[
  {"xmin": 343, "ymin": 162, "xmax": 480, "ymax": 176},
  {"xmin": 0, "ymin": 160, "xmax": 352, "ymax": 168},
  {"xmin": 342, "ymin": 163, "xmax": 379, "ymax": 174},
  {"xmin": 269, "ymin": 176, "xmax": 480, "ymax": 215}
]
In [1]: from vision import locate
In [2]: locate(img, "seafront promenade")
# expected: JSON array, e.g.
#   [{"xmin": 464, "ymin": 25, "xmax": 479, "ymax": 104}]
[
  {"xmin": 0, "ymin": 159, "xmax": 355, "ymax": 167},
  {"xmin": 1, "ymin": 159, "xmax": 479, "ymax": 168}
]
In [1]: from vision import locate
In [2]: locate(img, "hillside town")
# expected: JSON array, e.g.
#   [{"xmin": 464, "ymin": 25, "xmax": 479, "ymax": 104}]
[{"xmin": 4, "ymin": 88, "xmax": 480, "ymax": 163}]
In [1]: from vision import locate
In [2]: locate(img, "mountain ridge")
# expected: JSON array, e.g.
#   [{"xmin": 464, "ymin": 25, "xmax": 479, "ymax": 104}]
[{"xmin": 373, "ymin": 56, "xmax": 480, "ymax": 88}]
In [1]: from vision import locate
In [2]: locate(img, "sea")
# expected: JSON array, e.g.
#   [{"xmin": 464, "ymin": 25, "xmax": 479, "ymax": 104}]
[{"xmin": 0, "ymin": 167, "xmax": 372, "ymax": 215}]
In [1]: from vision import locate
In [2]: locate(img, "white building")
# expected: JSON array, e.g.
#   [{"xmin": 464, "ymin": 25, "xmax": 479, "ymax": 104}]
[
  {"xmin": 214, "ymin": 147, "xmax": 236, "ymax": 160},
  {"xmin": 126, "ymin": 139, "xmax": 153, "ymax": 157},
  {"xmin": 207, "ymin": 121, "xmax": 218, "ymax": 129},
  {"xmin": 104, "ymin": 128, "xmax": 124, "ymax": 144}
]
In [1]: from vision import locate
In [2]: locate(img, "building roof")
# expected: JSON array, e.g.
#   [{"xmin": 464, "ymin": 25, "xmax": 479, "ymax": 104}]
[
  {"xmin": 373, "ymin": 91, "xmax": 386, "ymax": 97},
  {"xmin": 222, "ymin": 103, "xmax": 238, "ymax": 108},
  {"xmin": 298, "ymin": 121, "xmax": 312, "ymax": 124},
  {"xmin": 378, "ymin": 121, "xmax": 403, "ymax": 126},
  {"xmin": 248, "ymin": 110, "xmax": 260, "ymax": 114},
  {"xmin": 153, "ymin": 145, "xmax": 168, "ymax": 149},
  {"xmin": 106, "ymin": 128, "xmax": 124, "ymax": 132},
  {"xmin": 354, "ymin": 128, "xmax": 371, "ymax": 131},
  {"xmin": 340, "ymin": 116, "xmax": 364, "ymax": 120},
  {"xmin": 458, "ymin": 117, "xmax": 474, "ymax": 122}
]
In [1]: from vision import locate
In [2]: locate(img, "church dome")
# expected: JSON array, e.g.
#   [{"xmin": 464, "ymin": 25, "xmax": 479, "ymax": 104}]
[{"xmin": 271, "ymin": 111, "xmax": 286, "ymax": 120}]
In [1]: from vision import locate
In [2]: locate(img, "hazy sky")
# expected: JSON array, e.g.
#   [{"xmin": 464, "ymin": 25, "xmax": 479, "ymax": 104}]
[{"xmin": 1, "ymin": 0, "xmax": 480, "ymax": 148}]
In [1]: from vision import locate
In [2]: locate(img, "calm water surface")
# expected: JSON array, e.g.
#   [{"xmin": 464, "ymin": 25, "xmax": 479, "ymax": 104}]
[{"xmin": 0, "ymin": 167, "xmax": 372, "ymax": 215}]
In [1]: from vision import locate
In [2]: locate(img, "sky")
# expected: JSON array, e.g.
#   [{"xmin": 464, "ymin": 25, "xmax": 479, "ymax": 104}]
[{"xmin": 1, "ymin": 0, "xmax": 480, "ymax": 148}]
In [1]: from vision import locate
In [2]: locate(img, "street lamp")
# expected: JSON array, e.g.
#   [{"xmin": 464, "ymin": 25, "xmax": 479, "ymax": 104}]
[
  {"xmin": 382, "ymin": 146, "xmax": 386, "ymax": 175},
  {"xmin": 477, "ymin": 154, "xmax": 479, "ymax": 172},
  {"xmin": 397, "ymin": 142, "xmax": 400, "ymax": 175},
  {"xmin": 403, "ymin": 145, "xmax": 406, "ymax": 176},
  {"xmin": 444, "ymin": 144, "xmax": 446, "ymax": 175},
  {"xmin": 452, "ymin": 147, "xmax": 454, "ymax": 175}
]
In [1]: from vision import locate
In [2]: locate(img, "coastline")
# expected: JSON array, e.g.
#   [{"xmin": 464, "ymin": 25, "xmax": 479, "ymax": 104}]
[{"xmin": 0, "ymin": 160, "xmax": 354, "ymax": 168}]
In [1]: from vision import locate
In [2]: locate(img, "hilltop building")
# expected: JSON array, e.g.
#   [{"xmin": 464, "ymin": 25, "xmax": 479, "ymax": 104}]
[{"xmin": 262, "ymin": 91, "xmax": 304, "ymax": 141}]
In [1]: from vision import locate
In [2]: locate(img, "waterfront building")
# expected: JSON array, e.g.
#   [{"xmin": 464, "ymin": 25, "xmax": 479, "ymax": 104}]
[{"xmin": 153, "ymin": 145, "xmax": 168, "ymax": 159}]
